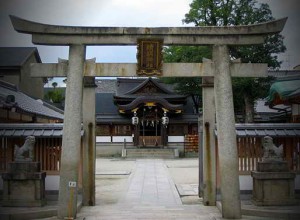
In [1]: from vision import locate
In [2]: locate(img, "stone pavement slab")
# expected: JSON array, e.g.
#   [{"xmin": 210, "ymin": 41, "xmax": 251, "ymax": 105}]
[{"xmin": 176, "ymin": 184, "xmax": 198, "ymax": 196}]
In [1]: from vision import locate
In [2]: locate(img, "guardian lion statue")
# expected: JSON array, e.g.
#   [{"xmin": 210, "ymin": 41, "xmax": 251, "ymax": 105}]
[
  {"xmin": 14, "ymin": 136, "xmax": 35, "ymax": 161},
  {"xmin": 262, "ymin": 136, "xmax": 283, "ymax": 162}
]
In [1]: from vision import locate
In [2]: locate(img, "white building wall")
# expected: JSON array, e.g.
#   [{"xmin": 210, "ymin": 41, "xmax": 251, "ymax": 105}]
[
  {"xmin": 168, "ymin": 136, "xmax": 184, "ymax": 143},
  {"xmin": 96, "ymin": 136, "xmax": 111, "ymax": 142},
  {"xmin": 239, "ymin": 175, "xmax": 253, "ymax": 191},
  {"xmin": 96, "ymin": 136, "xmax": 133, "ymax": 143},
  {"xmin": 112, "ymin": 136, "xmax": 133, "ymax": 142},
  {"xmin": 45, "ymin": 175, "xmax": 60, "ymax": 191}
]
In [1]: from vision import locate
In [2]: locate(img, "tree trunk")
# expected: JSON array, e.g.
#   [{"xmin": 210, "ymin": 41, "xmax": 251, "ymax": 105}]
[{"xmin": 244, "ymin": 95, "xmax": 254, "ymax": 123}]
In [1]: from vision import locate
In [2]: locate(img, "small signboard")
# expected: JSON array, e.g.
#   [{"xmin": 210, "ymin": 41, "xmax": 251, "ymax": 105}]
[{"xmin": 137, "ymin": 39, "xmax": 163, "ymax": 76}]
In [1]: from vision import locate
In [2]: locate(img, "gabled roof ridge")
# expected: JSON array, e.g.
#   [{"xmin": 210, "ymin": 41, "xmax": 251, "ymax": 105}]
[
  {"xmin": 124, "ymin": 77, "xmax": 174, "ymax": 95},
  {"xmin": 21, "ymin": 47, "xmax": 42, "ymax": 65}
]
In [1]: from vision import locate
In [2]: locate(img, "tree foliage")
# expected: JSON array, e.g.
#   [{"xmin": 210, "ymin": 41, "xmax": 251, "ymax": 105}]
[
  {"xmin": 52, "ymin": 82, "xmax": 58, "ymax": 89},
  {"xmin": 163, "ymin": 0, "xmax": 286, "ymax": 122},
  {"xmin": 44, "ymin": 89, "xmax": 64, "ymax": 103},
  {"xmin": 162, "ymin": 46, "xmax": 212, "ymax": 113}
]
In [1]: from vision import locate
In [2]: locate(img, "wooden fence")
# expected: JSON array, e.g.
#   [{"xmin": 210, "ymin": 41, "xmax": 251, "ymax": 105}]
[
  {"xmin": 185, "ymin": 134, "xmax": 300, "ymax": 174},
  {"xmin": 217, "ymin": 136, "xmax": 300, "ymax": 174},
  {"xmin": 1, "ymin": 134, "xmax": 299, "ymax": 175},
  {"xmin": 0, "ymin": 137, "xmax": 62, "ymax": 175}
]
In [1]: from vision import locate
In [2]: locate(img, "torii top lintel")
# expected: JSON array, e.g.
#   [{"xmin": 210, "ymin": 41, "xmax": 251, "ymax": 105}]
[{"xmin": 10, "ymin": 15, "xmax": 287, "ymax": 46}]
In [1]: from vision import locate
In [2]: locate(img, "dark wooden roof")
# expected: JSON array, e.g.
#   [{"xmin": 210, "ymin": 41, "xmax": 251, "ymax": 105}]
[
  {"xmin": 114, "ymin": 78, "xmax": 187, "ymax": 113},
  {"xmin": 115, "ymin": 78, "xmax": 184, "ymax": 98},
  {"xmin": 118, "ymin": 96, "xmax": 184, "ymax": 111},
  {"xmin": 0, "ymin": 47, "xmax": 41, "ymax": 68},
  {"xmin": 124, "ymin": 78, "xmax": 173, "ymax": 95}
]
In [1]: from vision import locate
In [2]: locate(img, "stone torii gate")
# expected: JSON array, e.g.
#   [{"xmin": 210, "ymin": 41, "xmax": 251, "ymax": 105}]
[{"xmin": 10, "ymin": 15, "xmax": 286, "ymax": 219}]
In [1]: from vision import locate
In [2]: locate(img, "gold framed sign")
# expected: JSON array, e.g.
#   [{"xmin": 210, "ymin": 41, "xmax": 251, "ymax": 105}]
[{"xmin": 137, "ymin": 39, "xmax": 163, "ymax": 76}]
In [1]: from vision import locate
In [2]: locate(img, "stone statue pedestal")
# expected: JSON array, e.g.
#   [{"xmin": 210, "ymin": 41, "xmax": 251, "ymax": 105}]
[
  {"xmin": 251, "ymin": 161, "xmax": 296, "ymax": 206},
  {"xmin": 1, "ymin": 162, "xmax": 46, "ymax": 207}
]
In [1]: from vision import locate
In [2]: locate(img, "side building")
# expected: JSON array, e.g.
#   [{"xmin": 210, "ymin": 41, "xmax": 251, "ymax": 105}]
[
  {"xmin": 95, "ymin": 78, "xmax": 199, "ymax": 156},
  {"xmin": 0, "ymin": 47, "xmax": 45, "ymax": 99}
]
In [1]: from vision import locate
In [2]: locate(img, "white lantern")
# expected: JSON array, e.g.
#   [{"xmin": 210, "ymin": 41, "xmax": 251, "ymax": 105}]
[
  {"xmin": 162, "ymin": 112, "xmax": 169, "ymax": 126},
  {"xmin": 132, "ymin": 112, "xmax": 139, "ymax": 125}
]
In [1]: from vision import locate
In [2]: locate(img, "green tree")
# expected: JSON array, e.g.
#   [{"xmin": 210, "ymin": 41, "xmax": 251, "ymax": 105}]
[
  {"xmin": 163, "ymin": 46, "xmax": 212, "ymax": 113},
  {"xmin": 164, "ymin": 0, "xmax": 286, "ymax": 122},
  {"xmin": 44, "ymin": 89, "xmax": 64, "ymax": 103},
  {"xmin": 52, "ymin": 81, "xmax": 58, "ymax": 89}
]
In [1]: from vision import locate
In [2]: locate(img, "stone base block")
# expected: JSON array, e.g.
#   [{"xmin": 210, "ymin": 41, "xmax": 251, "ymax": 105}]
[
  {"xmin": 251, "ymin": 171, "xmax": 296, "ymax": 206},
  {"xmin": 7, "ymin": 161, "xmax": 41, "ymax": 173},
  {"xmin": 2, "ymin": 178, "xmax": 47, "ymax": 207},
  {"xmin": 1, "ymin": 162, "xmax": 46, "ymax": 207},
  {"xmin": 257, "ymin": 161, "xmax": 288, "ymax": 172}
]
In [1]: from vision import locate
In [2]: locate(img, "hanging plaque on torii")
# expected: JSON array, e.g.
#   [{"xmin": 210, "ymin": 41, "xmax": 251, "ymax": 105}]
[{"xmin": 136, "ymin": 39, "xmax": 163, "ymax": 76}]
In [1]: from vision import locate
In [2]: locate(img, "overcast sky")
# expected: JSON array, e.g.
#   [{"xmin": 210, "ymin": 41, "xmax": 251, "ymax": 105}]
[{"xmin": 0, "ymin": 0, "xmax": 299, "ymax": 85}]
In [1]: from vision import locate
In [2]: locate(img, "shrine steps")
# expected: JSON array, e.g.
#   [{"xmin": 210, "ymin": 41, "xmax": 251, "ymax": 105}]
[{"xmin": 123, "ymin": 147, "xmax": 178, "ymax": 159}]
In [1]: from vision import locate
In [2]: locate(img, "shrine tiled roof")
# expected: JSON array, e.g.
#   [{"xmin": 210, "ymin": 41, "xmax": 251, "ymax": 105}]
[
  {"xmin": 114, "ymin": 78, "xmax": 185, "ymax": 99},
  {"xmin": 215, "ymin": 123, "xmax": 300, "ymax": 137},
  {"xmin": 0, "ymin": 80, "xmax": 63, "ymax": 120},
  {"xmin": 0, "ymin": 123, "xmax": 84, "ymax": 137}
]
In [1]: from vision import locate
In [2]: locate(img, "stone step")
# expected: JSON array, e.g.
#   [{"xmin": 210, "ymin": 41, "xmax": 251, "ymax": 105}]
[{"xmin": 124, "ymin": 148, "xmax": 177, "ymax": 159}]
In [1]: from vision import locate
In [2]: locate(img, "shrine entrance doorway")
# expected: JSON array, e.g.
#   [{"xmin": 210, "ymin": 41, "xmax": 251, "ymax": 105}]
[{"xmin": 139, "ymin": 106, "xmax": 162, "ymax": 147}]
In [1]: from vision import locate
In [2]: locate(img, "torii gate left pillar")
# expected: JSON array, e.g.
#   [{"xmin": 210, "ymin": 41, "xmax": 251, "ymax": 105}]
[
  {"xmin": 58, "ymin": 45, "xmax": 85, "ymax": 218},
  {"xmin": 10, "ymin": 15, "xmax": 286, "ymax": 219}
]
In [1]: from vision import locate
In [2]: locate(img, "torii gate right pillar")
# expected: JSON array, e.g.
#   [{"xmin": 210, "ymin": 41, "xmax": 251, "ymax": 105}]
[{"xmin": 213, "ymin": 45, "xmax": 241, "ymax": 218}]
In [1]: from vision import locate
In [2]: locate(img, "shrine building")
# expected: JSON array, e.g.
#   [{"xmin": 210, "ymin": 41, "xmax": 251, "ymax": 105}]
[{"xmin": 95, "ymin": 77, "xmax": 199, "ymax": 155}]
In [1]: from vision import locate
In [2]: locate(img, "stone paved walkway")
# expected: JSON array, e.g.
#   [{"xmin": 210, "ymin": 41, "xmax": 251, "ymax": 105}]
[
  {"xmin": 77, "ymin": 159, "xmax": 223, "ymax": 220},
  {"xmin": 119, "ymin": 159, "xmax": 182, "ymax": 207}
]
